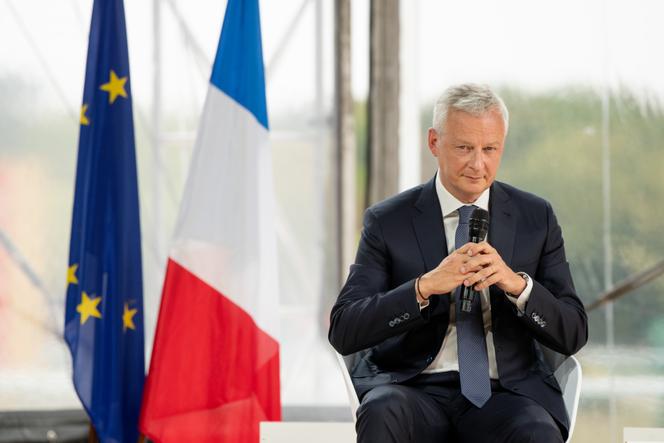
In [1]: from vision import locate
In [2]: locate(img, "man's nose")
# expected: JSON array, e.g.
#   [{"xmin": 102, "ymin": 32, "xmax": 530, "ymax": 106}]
[{"xmin": 469, "ymin": 149, "xmax": 484, "ymax": 170}]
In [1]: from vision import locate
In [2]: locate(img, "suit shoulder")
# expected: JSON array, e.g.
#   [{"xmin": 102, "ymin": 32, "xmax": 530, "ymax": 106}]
[
  {"xmin": 366, "ymin": 184, "xmax": 424, "ymax": 221},
  {"xmin": 496, "ymin": 181, "xmax": 552, "ymax": 209}
]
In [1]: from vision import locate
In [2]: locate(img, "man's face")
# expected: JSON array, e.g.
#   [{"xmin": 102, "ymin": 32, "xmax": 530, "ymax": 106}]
[{"xmin": 428, "ymin": 109, "xmax": 506, "ymax": 203}]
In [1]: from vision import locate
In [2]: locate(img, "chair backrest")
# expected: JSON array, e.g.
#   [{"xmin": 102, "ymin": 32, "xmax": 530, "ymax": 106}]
[
  {"xmin": 553, "ymin": 355, "xmax": 582, "ymax": 443},
  {"xmin": 539, "ymin": 345, "xmax": 583, "ymax": 443},
  {"xmin": 335, "ymin": 350, "xmax": 582, "ymax": 442},
  {"xmin": 335, "ymin": 352, "xmax": 360, "ymax": 422}
]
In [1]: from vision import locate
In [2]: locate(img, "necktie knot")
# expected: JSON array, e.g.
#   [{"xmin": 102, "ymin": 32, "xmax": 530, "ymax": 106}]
[{"xmin": 457, "ymin": 205, "xmax": 476, "ymax": 225}]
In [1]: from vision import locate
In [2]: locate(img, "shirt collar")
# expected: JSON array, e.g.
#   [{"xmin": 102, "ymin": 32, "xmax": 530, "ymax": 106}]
[{"xmin": 434, "ymin": 170, "xmax": 490, "ymax": 218}]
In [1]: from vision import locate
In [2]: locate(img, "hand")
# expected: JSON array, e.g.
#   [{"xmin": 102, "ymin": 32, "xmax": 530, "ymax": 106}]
[
  {"xmin": 456, "ymin": 241, "xmax": 527, "ymax": 295},
  {"xmin": 418, "ymin": 249, "xmax": 473, "ymax": 298}
]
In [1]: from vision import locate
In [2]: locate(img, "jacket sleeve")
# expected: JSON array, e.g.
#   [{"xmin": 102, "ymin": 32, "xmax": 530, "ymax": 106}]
[
  {"xmin": 328, "ymin": 208, "xmax": 431, "ymax": 355},
  {"xmin": 517, "ymin": 201, "xmax": 588, "ymax": 355}
]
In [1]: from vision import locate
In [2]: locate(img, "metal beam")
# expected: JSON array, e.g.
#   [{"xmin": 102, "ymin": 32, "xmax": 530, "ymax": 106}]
[
  {"xmin": 334, "ymin": 0, "xmax": 356, "ymax": 287},
  {"xmin": 587, "ymin": 259, "xmax": 664, "ymax": 312},
  {"xmin": 367, "ymin": 0, "xmax": 400, "ymax": 206}
]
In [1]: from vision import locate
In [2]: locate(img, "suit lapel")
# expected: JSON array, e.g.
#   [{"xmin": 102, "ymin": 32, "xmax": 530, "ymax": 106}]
[
  {"xmin": 488, "ymin": 182, "xmax": 516, "ymax": 268},
  {"xmin": 413, "ymin": 179, "xmax": 516, "ymax": 269},
  {"xmin": 412, "ymin": 176, "xmax": 448, "ymax": 272},
  {"xmin": 411, "ymin": 179, "xmax": 517, "ymax": 315},
  {"xmin": 488, "ymin": 182, "xmax": 516, "ymax": 322}
]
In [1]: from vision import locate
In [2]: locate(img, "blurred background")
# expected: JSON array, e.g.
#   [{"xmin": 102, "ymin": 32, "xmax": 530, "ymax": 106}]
[{"xmin": 1, "ymin": 0, "xmax": 664, "ymax": 441}]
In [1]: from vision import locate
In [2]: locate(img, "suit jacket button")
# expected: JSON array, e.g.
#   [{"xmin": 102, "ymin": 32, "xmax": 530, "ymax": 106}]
[
  {"xmin": 426, "ymin": 357, "xmax": 433, "ymax": 363},
  {"xmin": 403, "ymin": 313, "xmax": 410, "ymax": 320},
  {"xmin": 389, "ymin": 320, "xmax": 394, "ymax": 327}
]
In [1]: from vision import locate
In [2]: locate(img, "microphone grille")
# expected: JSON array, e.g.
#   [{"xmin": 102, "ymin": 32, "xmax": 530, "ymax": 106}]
[{"xmin": 469, "ymin": 208, "xmax": 490, "ymax": 239}]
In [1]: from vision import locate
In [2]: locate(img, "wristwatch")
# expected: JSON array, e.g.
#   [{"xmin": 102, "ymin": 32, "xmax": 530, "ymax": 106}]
[
  {"xmin": 505, "ymin": 272, "xmax": 529, "ymax": 298},
  {"xmin": 417, "ymin": 296, "xmax": 430, "ymax": 310}
]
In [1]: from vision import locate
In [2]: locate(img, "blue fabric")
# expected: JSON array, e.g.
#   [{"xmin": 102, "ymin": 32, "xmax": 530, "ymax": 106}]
[
  {"xmin": 210, "ymin": 0, "xmax": 269, "ymax": 129},
  {"xmin": 455, "ymin": 205, "xmax": 492, "ymax": 408},
  {"xmin": 64, "ymin": 1, "xmax": 144, "ymax": 441}
]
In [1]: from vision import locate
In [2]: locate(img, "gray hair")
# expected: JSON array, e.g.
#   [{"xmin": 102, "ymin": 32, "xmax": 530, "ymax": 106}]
[{"xmin": 432, "ymin": 83, "xmax": 509, "ymax": 134}]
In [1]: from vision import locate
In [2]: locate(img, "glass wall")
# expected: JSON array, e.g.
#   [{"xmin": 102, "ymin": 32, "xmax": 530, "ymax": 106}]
[
  {"xmin": 409, "ymin": 1, "xmax": 664, "ymax": 441},
  {"xmin": 1, "ymin": 0, "xmax": 664, "ymax": 441},
  {"xmin": 0, "ymin": 0, "xmax": 344, "ymax": 411}
]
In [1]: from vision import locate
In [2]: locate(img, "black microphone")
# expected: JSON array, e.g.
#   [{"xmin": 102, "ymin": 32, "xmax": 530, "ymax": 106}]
[
  {"xmin": 460, "ymin": 208, "xmax": 490, "ymax": 313},
  {"xmin": 468, "ymin": 208, "xmax": 490, "ymax": 243}
]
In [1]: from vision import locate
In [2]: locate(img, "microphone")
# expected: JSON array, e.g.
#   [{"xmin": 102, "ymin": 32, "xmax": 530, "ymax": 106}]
[
  {"xmin": 469, "ymin": 208, "xmax": 490, "ymax": 243},
  {"xmin": 460, "ymin": 208, "xmax": 490, "ymax": 313}
]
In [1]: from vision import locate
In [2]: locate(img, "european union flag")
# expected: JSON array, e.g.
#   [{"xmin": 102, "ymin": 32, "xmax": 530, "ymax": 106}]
[{"xmin": 64, "ymin": 0, "xmax": 144, "ymax": 441}]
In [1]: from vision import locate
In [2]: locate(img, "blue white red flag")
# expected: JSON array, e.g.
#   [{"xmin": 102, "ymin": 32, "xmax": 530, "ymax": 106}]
[{"xmin": 140, "ymin": 0, "xmax": 280, "ymax": 441}]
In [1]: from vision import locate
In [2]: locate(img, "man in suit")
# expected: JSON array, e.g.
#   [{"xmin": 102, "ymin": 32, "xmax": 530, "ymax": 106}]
[{"xmin": 328, "ymin": 84, "xmax": 588, "ymax": 443}]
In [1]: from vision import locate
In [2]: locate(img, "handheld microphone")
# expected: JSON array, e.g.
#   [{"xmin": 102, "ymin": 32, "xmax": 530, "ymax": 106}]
[{"xmin": 460, "ymin": 208, "xmax": 490, "ymax": 313}]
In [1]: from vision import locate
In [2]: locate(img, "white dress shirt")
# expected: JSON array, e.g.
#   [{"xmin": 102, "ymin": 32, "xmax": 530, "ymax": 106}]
[{"xmin": 422, "ymin": 172, "xmax": 533, "ymax": 378}]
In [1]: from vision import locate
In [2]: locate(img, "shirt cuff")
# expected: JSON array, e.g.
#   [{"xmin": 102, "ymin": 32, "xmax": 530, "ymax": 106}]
[{"xmin": 505, "ymin": 272, "xmax": 533, "ymax": 313}]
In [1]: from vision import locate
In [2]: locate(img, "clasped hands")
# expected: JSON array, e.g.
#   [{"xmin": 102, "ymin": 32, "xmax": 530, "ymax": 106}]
[{"xmin": 417, "ymin": 242, "xmax": 526, "ymax": 301}]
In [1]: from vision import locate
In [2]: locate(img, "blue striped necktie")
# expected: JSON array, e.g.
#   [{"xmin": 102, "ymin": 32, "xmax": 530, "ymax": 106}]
[{"xmin": 455, "ymin": 205, "xmax": 491, "ymax": 408}]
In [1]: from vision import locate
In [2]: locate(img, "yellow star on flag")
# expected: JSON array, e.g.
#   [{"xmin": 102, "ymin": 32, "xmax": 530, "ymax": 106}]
[
  {"xmin": 99, "ymin": 70, "xmax": 128, "ymax": 104},
  {"xmin": 67, "ymin": 264, "xmax": 79, "ymax": 285},
  {"xmin": 123, "ymin": 303, "xmax": 138, "ymax": 332},
  {"xmin": 80, "ymin": 104, "xmax": 90, "ymax": 126},
  {"xmin": 77, "ymin": 291, "xmax": 102, "ymax": 325}
]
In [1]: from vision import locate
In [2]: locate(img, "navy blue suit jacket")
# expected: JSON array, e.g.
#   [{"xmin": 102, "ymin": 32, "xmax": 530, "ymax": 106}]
[{"xmin": 328, "ymin": 177, "xmax": 588, "ymax": 437}]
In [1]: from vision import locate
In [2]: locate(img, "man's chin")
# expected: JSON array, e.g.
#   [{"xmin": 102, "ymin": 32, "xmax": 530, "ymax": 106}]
[{"xmin": 458, "ymin": 184, "xmax": 490, "ymax": 202}]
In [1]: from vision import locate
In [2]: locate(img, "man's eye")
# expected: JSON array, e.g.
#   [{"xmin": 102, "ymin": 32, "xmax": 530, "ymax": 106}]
[
  {"xmin": 484, "ymin": 146, "xmax": 496, "ymax": 152},
  {"xmin": 457, "ymin": 145, "xmax": 471, "ymax": 151}
]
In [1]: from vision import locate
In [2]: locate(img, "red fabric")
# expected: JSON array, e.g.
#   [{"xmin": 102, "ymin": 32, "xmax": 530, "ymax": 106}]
[{"xmin": 140, "ymin": 259, "xmax": 280, "ymax": 442}]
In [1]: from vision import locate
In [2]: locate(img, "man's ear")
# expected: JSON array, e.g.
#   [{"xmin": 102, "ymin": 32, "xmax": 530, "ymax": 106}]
[{"xmin": 427, "ymin": 128, "xmax": 439, "ymax": 156}]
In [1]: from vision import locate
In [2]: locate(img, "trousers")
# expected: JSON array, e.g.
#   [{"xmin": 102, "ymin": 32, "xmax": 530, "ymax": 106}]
[{"xmin": 356, "ymin": 371, "xmax": 564, "ymax": 443}]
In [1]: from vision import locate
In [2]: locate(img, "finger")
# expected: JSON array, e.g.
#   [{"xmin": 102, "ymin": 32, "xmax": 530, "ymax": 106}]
[
  {"xmin": 465, "ymin": 241, "xmax": 494, "ymax": 257},
  {"xmin": 474, "ymin": 273, "xmax": 502, "ymax": 291},
  {"xmin": 460, "ymin": 255, "xmax": 494, "ymax": 273},
  {"xmin": 455, "ymin": 242, "xmax": 475, "ymax": 255},
  {"xmin": 464, "ymin": 265, "xmax": 497, "ymax": 286},
  {"xmin": 461, "ymin": 263, "xmax": 484, "ymax": 274}
]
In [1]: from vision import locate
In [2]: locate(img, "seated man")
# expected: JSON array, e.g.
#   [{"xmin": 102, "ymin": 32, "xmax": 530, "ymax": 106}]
[{"xmin": 328, "ymin": 84, "xmax": 588, "ymax": 443}]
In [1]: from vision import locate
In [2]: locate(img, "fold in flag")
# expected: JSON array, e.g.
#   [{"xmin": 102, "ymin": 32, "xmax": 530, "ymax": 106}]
[
  {"xmin": 64, "ymin": 0, "xmax": 145, "ymax": 442},
  {"xmin": 140, "ymin": 0, "xmax": 281, "ymax": 441}
]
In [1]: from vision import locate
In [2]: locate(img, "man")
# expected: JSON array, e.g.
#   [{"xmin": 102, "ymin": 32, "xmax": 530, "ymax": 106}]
[{"xmin": 328, "ymin": 84, "xmax": 588, "ymax": 443}]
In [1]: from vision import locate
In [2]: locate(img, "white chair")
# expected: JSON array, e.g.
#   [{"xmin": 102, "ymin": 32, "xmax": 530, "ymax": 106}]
[
  {"xmin": 554, "ymin": 355, "xmax": 582, "ymax": 442},
  {"xmin": 335, "ymin": 351, "xmax": 582, "ymax": 443},
  {"xmin": 335, "ymin": 351, "xmax": 361, "ymax": 423}
]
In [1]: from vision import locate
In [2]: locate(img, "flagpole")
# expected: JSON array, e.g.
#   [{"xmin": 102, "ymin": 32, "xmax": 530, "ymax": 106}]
[{"xmin": 87, "ymin": 423, "xmax": 98, "ymax": 443}]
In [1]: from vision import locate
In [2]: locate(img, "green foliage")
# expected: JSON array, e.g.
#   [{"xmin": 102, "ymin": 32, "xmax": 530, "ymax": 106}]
[
  {"xmin": 498, "ymin": 87, "xmax": 664, "ymax": 346},
  {"xmin": 415, "ymin": 86, "xmax": 664, "ymax": 346}
]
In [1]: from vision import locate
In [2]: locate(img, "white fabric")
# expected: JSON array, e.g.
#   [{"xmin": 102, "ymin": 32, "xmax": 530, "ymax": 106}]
[
  {"xmin": 422, "ymin": 172, "xmax": 531, "ymax": 377},
  {"xmin": 169, "ymin": 85, "xmax": 279, "ymax": 341}
]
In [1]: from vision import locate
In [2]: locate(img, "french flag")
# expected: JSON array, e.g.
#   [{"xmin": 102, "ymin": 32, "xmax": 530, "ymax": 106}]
[{"xmin": 139, "ymin": 0, "xmax": 281, "ymax": 441}]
